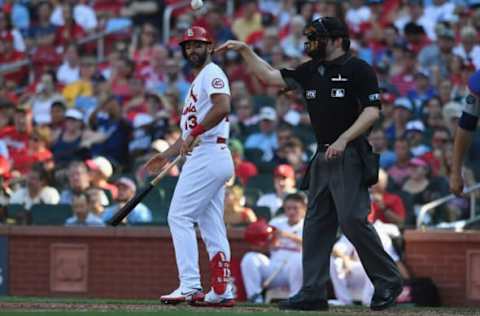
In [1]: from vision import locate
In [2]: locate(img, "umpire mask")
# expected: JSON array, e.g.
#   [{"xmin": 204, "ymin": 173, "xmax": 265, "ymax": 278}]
[{"xmin": 304, "ymin": 17, "xmax": 350, "ymax": 60}]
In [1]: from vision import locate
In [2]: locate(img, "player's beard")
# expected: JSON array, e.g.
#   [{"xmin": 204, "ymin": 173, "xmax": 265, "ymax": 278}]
[
  {"xmin": 187, "ymin": 50, "xmax": 208, "ymax": 68},
  {"xmin": 304, "ymin": 38, "xmax": 328, "ymax": 60}
]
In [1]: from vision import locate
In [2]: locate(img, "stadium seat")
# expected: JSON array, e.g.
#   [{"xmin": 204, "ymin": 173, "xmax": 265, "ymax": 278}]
[
  {"xmin": 31, "ymin": 204, "xmax": 73, "ymax": 226},
  {"xmin": 6, "ymin": 204, "xmax": 29, "ymax": 225},
  {"xmin": 252, "ymin": 206, "xmax": 271, "ymax": 221},
  {"xmin": 246, "ymin": 174, "xmax": 274, "ymax": 194}
]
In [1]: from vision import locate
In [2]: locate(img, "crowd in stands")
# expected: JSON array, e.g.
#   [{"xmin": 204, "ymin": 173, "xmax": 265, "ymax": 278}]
[
  {"xmin": 0, "ymin": 0, "xmax": 479, "ymax": 231},
  {"xmin": 1, "ymin": 0, "xmax": 478, "ymax": 307}
]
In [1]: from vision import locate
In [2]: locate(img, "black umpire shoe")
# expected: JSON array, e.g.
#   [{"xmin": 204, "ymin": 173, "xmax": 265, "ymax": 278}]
[
  {"xmin": 278, "ymin": 293, "xmax": 328, "ymax": 311},
  {"xmin": 370, "ymin": 281, "xmax": 403, "ymax": 311}
]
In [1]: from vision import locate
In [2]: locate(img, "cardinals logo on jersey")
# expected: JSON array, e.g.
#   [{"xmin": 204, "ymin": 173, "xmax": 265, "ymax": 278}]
[{"xmin": 212, "ymin": 78, "xmax": 225, "ymax": 89}]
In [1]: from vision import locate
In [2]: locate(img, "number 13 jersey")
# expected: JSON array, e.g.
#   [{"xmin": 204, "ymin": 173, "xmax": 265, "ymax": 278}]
[{"xmin": 180, "ymin": 62, "xmax": 230, "ymax": 141}]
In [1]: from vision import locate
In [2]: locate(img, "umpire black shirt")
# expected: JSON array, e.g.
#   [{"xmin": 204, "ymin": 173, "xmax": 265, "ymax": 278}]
[{"xmin": 280, "ymin": 53, "xmax": 381, "ymax": 145}]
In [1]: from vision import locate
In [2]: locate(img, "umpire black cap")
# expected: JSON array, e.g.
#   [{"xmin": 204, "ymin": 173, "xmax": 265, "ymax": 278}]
[{"xmin": 305, "ymin": 16, "xmax": 349, "ymax": 39}]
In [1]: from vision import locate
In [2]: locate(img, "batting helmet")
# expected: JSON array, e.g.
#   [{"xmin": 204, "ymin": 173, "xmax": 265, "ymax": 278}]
[
  {"xmin": 179, "ymin": 26, "xmax": 212, "ymax": 46},
  {"xmin": 244, "ymin": 219, "xmax": 276, "ymax": 247}
]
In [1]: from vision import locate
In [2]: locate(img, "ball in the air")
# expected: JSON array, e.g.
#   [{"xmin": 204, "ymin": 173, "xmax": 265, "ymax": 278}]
[{"xmin": 191, "ymin": 0, "xmax": 203, "ymax": 10}]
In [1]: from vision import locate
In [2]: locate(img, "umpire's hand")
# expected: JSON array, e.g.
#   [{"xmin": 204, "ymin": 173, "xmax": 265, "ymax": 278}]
[
  {"xmin": 325, "ymin": 137, "xmax": 348, "ymax": 160},
  {"xmin": 215, "ymin": 40, "xmax": 248, "ymax": 53}
]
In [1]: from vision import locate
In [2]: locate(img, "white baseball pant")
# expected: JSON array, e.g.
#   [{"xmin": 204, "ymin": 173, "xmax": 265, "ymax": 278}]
[
  {"xmin": 329, "ymin": 256, "xmax": 374, "ymax": 305},
  {"xmin": 167, "ymin": 142, "xmax": 234, "ymax": 293},
  {"xmin": 240, "ymin": 251, "xmax": 302, "ymax": 299}
]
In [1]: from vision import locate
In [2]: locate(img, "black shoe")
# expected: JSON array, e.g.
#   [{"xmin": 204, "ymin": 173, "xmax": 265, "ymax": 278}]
[
  {"xmin": 278, "ymin": 293, "xmax": 328, "ymax": 311},
  {"xmin": 370, "ymin": 282, "xmax": 403, "ymax": 311}
]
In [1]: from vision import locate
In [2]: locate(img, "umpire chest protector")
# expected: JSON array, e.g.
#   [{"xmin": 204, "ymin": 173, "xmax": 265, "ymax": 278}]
[{"xmin": 281, "ymin": 52, "xmax": 381, "ymax": 145}]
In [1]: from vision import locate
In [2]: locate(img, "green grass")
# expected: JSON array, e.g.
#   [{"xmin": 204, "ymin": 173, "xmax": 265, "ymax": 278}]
[{"xmin": 0, "ymin": 296, "xmax": 479, "ymax": 316}]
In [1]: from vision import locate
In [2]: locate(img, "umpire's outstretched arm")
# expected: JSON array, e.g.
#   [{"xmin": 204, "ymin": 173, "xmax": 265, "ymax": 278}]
[{"xmin": 216, "ymin": 41, "xmax": 287, "ymax": 88}]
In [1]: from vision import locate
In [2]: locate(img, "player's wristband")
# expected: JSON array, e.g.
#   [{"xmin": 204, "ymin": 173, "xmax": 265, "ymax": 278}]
[{"xmin": 190, "ymin": 124, "xmax": 206, "ymax": 137}]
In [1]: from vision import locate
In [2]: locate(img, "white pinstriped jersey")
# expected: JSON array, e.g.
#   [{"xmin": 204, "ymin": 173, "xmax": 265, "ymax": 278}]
[{"xmin": 180, "ymin": 62, "xmax": 230, "ymax": 141}]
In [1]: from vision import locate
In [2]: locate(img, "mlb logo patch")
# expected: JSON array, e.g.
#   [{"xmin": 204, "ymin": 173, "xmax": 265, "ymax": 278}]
[
  {"xmin": 306, "ymin": 90, "xmax": 316, "ymax": 99},
  {"xmin": 331, "ymin": 89, "xmax": 345, "ymax": 98}
]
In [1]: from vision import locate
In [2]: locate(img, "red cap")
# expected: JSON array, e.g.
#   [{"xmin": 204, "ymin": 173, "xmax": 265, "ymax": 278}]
[
  {"xmin": 179, "ymin": 26, "xmax": 212, "ymax": 46},
  {"xmin": 274, "ymin": 164, "xmax": 295, "ymax": 179}
]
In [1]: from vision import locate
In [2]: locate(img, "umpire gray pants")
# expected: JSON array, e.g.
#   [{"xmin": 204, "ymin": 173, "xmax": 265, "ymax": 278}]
[{"xmin": 301, "ymin": 145, "xmax": 401, "ymax": 300}]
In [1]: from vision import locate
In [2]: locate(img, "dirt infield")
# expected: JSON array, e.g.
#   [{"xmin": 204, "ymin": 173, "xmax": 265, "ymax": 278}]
[{"xmin": 0, "ymin": 301, "xmax": 479, "ymax": 316}]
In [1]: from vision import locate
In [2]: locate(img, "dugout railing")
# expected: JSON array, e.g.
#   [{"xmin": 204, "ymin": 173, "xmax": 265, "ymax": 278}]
[{"xmin": 416, "ymin": 182, "xmax": 480, "ymax": 229}]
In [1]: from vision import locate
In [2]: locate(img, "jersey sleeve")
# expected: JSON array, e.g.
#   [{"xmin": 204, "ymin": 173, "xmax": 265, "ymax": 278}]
[
  {"xmin": 459, "ymin": 91, "xmax": 479, "ymax": 131},
  {"xmin": 353, "ymin": 60, "xmax": 381, "ymax": 109},
  {"xmin": 203, "ymin": 65, "xmax": 230, "ymax": 97},
  {"xmin": 280, "ymin": 62, "xmax": 309, "ymax": 90}
]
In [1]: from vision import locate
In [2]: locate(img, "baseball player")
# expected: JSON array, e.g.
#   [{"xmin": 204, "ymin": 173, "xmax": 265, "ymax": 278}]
[
  {"xmin": 241, "ymin": 193, "xmax": 305, "ymax": 303},
  {"xmin": 145, "ymin": 26, "xmax": 235, "ymax": 307},
  {"xmin": 450, "ymin": 70, "xmax": 480, "ymax": 196}
]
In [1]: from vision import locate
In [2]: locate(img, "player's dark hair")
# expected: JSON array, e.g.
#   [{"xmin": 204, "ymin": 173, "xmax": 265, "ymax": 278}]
[{"xmin": 284, "ymin": 192, "xmax": 307, "ymax": 206}]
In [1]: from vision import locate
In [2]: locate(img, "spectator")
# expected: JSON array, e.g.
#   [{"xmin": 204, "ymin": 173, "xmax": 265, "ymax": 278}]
[
  {"xmin": 394, "ymin": 0, "xmax": 435, "ymax": 40},
  {"xmin": 406, "ymin": 71, "xmax": 437, "ymax": 118},
  {"xmin": 202, "ymin": 6, "xmax": 236, "ymax": 43},
  {"xmin": 404, "ymin": 120, "xmax": 430, "ymax": 157},
  {"xmin": 402, "ymin": 157, "xmax": 449, "ymax": 224},
  {"xmin": 56, "ymin": 44, "xmax": 81, "ymax": 85},
  {"xmin": 229, "ymin": 139, "xmax": 258, "ymax": 186},
  {"xmin": 232, "ymin": 0, "xmax": 262, "ymax": 42},
  {"xmin": 62, "ymin": 57, "xmax": 97, "ymax": 107},
  {"xmin": 101, "ymin": 177, "xmax": 152, "ymax": 225},
  {"xmin": 30, "ymin": 73, "xmax": 64, "ymax": 125},
  {"xmin": 245, "ymin": 107, "xmax": 278, "ymax": 162},
  {"xmin": 128, "ymin": 113, "xmax": 155, "ymax": 159},
  {"xmin": 9, "ymin": 163, "xmax": 59, "ymax": 210},
  {"xmin": 453, "ymin": 26, "xmax": 480, "ymax": 71},
  {"xmin": 49, "ymin": 101, "xmax": 66, "ymax": 141},
  {"xmin": 0, "ymin": 33, "xmax": 28, "ymax": 85},
  {"xmin": 256, "ymin": 164, "xmax": 297, "ymax": 217},
  {"xmin": 0, "ymin": 103, "xmax": 32, "ymax": 166},
  {"xmin": 60, "ymin": 161, "xmax": 108, "ymax": 205},
  {"xmin": 385, "ymin": 97, "xmax": 414, "ymax": 144},
  {"xmin": 0, "ymin": 9, "xmax": 26, "ymax": 52},
  {"xmin": 369, "ymin": 169, "xmax": 406, "ymax": 228},
  {"xmin": 86, "ymin": 187, "xmax": 106, "ymax": 218},
  {"xmin": 109, "ymin": 57, "xmax": 136, "ymax": 102},
  {"xmin": 88, "ymin": 95, "xmax": 132, "ymax": 167},
  {"xmin": 418, "ymin": 24, "xmax": 456, "ymax": 79},
  {"xmin": 51, "ymin": 108, "xmax": 86, "ymax": 169},
  {"xmin": 141, "ymin": 44, "xmax": 169, "ymax": 93},
  {"xmin": 442, "ymin": 101, "xmax": 463, "ymax": 138},
  {"xmin": 390, "ymin": 47, "xmax": 418, "ymax": 96},
  {"xmin": 13, "ymin": 126, "xmax": 53, "ymax": 175},
  {"xmin": 230, "ymin": 96, "xmax": 258, "ymax": 139},
  {"xmin": 224, "ymin": 185, "xmax": 257, "ymax": 226},
  {"xmin": 241, "ymin": 192, "xmax": 305, "ymax": 303},
  {"xmin": 387, "ymin": 138, "xmax": 412, "ymax": 188},
  {"xmin": 54, "ymin": 4, "xmax": 86, "ymax": 51},
  {"xmin": 65, "ymin": 193, "xmax": 105, "ymax": 226},
  {"xmin": 368, "ymin": 128, "xmax": 396, "ymax": 169},
  {"xmin": 130, "ymin": 22, "xmax": 158, "ymax": 73},
  {"xmin": 85, "ymin": 156, "xmax": 117, "ymax": 201}
]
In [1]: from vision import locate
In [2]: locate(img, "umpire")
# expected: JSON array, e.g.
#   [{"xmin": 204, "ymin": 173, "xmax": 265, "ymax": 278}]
[{"xmin": 217, "ymin": 16, "xmax": 402, "ymax": 311}]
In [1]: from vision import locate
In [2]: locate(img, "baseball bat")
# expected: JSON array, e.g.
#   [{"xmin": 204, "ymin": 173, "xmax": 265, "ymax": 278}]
[
  {"xmin": 262, "ymin": 258, "xmax": 288, "ymax": 289},
  {"xmin": 108, "ymin": 155, "xmax": 183, "ymax": 226}
]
